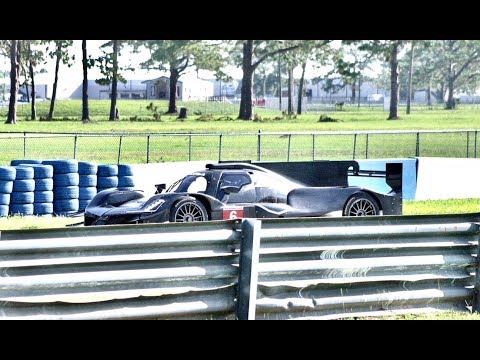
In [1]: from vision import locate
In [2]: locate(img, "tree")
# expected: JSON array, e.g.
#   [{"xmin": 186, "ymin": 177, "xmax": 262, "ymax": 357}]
[
  {"xmin": 23, "ymin": 41, "xmax": 46, "ymax": 120},
  {"xmin": 95, "ymin": 40, "xmax": 130, "ymax": 120},
  {"xmin": 82, "ymin": 40, "xmax": 90, "ymax": 122},
  {"xmin": 406, "ymin": 41, "xmax": 415, "ymax": 114},
  {"xmin": 3, "ymin": 40, "xmax": 21, "ymax": 124},
  {"xmin": 134, "ymin": 40, "xmax": 227, "ymax": 114},
  {"xmin": 234, "ymin": 40, "xmax": 310, "ymax": 120},
  {"xmin": 355, "ymin": 40, "xmax": 405, "ymax": 120},
  {"xmin": 44, "ymin": 40, "xmax": 74, "ymax": 120}
]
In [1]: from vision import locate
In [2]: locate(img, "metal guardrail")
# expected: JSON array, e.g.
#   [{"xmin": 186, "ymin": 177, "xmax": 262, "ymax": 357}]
[
  {"xmin": 0, "ymin": 129, "xmax": 479, "ymax": 165},
  {"xmin": 0, "ymin": 214, "xmax": 479, "ymax": 320}
]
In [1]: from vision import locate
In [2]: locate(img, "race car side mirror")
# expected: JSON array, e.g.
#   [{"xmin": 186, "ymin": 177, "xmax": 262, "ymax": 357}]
[
  {"xmin": 155, "ymin": 183, "xmax": 166, "ymax": 194},
  {"xmin": 221, "ymin": 185, "xmax": 240, "ymax": 194}
]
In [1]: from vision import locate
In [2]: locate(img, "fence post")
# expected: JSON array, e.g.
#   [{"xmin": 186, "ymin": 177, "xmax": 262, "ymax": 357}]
[
  {"xmin": 312, "ymin": 134, "xmax": 315, "ymax": 161},
  {"xmin": 219, "ymin": 134, "xmax": 223, "ymax": 161},
  {"xmin": 467, "ymin": 131, "xmax": 470, "ymax": 158},
  {"xmin": 189, "ymin": 134, "xmax": 192, "ymax": 161},
  {"xmin": 287, "ymin": 134, "xmax": 292, "ymax": 162},
  {"xmin": 257, "ymin": 130, "xmax": 262, "ymax": 161},
  {"xmin": 365, "ymin": 133, "xmax": 369, "ymax": 159},
  {"xmin": 475, "ymin": 130, "xmax": 478, "ymax": 158},
  {"xmin": 146, "ymin": 135, "xmax": 151, "ymax": 164},
  {"xmin": 73, "ymin": 135, "xmax": 78, "ymax": 159},
  {"xmin": 117, "ymin": 135, "xmax": 123, "ymax": 164},
  {"xmin": 236, "ymin": 218, "xmax": 261, "ymax": 320},
  {"xmin": 23, "ymin": 132, "xmax": 26, "ymax": 158},
  {"xmin": 415, "ymin": 132, "xmax": 420, "ymax": 157},
  {"xmin": 353, "ymin": 133, "xmax": 357, "ymax": 160}
]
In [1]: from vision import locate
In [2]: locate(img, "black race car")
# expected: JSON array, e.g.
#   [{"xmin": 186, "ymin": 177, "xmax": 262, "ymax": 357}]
[{"xmin": 84, "ymin": 161, "xmax": 402, "ymax": 226}]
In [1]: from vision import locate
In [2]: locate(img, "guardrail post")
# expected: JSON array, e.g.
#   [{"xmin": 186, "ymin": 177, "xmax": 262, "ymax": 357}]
[
  {"xmin": 236, "ymin": 218, "xmax": 261, "ymax": 320},
  {"xmin": 474, "ymin": 239, "xmax": 480, "ymax": 313}
]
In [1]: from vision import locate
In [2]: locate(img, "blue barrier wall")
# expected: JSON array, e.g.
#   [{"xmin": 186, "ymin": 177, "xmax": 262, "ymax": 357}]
[{"xmin": 349, "ymin": 158, "xmax": 418, "ymax": 200}]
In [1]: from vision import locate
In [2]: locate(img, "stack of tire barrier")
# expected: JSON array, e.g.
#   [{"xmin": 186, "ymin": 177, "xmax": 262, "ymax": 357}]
[
  {"xmin": 97, "ymin": 164, "xmax": 118, "ymax": 193},
  {"xmin": 118, "ymin": 164, "xmax": 135, "ymax": 190},
  {"xmin": 0, "ymin": 166, "xmax": 16, "ymax": 217},
  {"xmin": 10, "ymin": 159, "xmax": 43, "ymax": 166},
  {"xmin": 10, "ymin": 166, "xmax": 35, "ymax": 216},
  {"xmin": 78, "ymin": 161, "xmax": 98, "ymax": 212},
  {"xmin": 42, "ymin": 160, "xmax": 79, "ymax": 215},
  {"xmin": 20, "ymin": 164, "xmax": 54, "ymax": 216}
]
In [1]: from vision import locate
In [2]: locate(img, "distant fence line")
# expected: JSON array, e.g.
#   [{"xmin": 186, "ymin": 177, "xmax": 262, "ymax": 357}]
[
  {"xmin": 0, "ymin": 129, "xmax": 478, "ymax": 165},
  {"xmin": 0, "ymin": 214, "xmax": 478, "ymax": 319}
]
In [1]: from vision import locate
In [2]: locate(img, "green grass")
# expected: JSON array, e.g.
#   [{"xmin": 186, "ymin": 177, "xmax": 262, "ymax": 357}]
[
  {"xmin": 366, "ymin": 311, "xmax": 480, "ymax": 320},
  {"xmin": 1, "ymin": 100, "xmax": 480, "ymax": 165},
  {"xmin": 0, "ymin": 215, "xmax": 82, "ymax": 230}
]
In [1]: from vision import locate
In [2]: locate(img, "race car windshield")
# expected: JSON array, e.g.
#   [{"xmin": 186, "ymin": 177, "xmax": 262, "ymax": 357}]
[{"xmin": 170, "ymin": 174, "xmax": 208, "ymax": 193}]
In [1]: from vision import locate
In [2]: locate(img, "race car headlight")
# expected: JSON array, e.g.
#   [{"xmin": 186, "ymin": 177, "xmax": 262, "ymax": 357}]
[{"xmin": 143, "ymin": 199, "xmax": 166, "ymax": 211}]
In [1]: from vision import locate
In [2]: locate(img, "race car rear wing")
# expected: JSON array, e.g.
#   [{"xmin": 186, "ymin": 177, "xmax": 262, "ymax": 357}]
[{"xmin": 348, "ymin": 162, "xmax": 402, "ymax": 193}]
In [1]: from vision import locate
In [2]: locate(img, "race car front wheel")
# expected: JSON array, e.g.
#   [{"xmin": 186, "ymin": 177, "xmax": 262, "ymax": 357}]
[
  {"xmin": 170, "ymin": 198, "xmax": 209, "ymax": 223},
  {"xmin": 343, "ymin": 192, "xmax": 380, "ymax": 216}
]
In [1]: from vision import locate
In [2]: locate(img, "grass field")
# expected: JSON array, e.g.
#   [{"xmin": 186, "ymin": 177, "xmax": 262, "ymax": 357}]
[{"xmin": 1, "ymin": 100, "xmax": 480, "ymax": 165}]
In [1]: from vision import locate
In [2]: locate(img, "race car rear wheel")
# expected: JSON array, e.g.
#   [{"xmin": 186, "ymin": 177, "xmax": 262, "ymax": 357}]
[
  {"xmin": 170, "ymin": 198, "xmax": 209, "ymax": 223},
  {"xmin": 343, "ymin": 192, "xmax": 380, "ymax": 216}
]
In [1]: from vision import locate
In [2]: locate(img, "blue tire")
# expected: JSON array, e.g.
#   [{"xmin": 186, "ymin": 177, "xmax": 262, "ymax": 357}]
[
  {"xmin": 0, "ymin": 166, "xmax": 16, "ymax": 181},
  {"xmin": 34, "ymin": 191, "xmax": 54, "ymax": 203},
  {"xmin": 53, "ymin": 199, "xmax": 79, "ymax": 213},
  {"xmin": 118, "ymin": 164, "xmax": 134, "ymax": 176},
  {"xmin": 10, "ymin": 159, "xmax": 42, "ymax": 166},
  {"xmin": 33, "ymin": 202, "xmax": 54, "ymax": 215},
  {"xmin": 19, "ymin": 164, "xmax": 53, "ymax": 179},
  {"xmin": 53, "ymin": 173, "xmax": 79, "ymax": 187},
  {"xmin": 10, "ymin": 191, "xmax": 34, "ymax": 204},
  {"xmin": 13, "ymin": 179, "xmax": 35, "ymax": 192},
  {"xmin": 79, "ymin": 175, "xmax": 97, "ymax": 187},
  {"xmin": 35, "ymin": 178, "xmax": 54, "ymax": 191},
  {"xmin": 97, "ymin": 187, "xmax": 116, "ymax": 193},
  {"xmin": 79, "ymin": 199, "xmax": 92, "ymax": 211},
  {"xmin": 14, "ymin": 166, "xmax": 34, "ymax": 180},
  {"xmin": 0, "ymin": 180, "xmax": 13, "ymax": 194},
  {"xmin": 118, "ymin": 176, "xmax": 135, "ymax": 187},
  {"xmin": 79, "ymin": 186, "xmax": 97, "ymax": 200},
  {"xmin": 42, "ymin": 160, "xmax": 78, "ymax": 174},
  {"xmin": 78, "ymin": 161, "xmax": 98, "ymax": 175},
  {"xmin": 97, "ymin": 176, "xmax": 118, "ymax": 188},
  {"xmin": 53, "ymin": 186, "xmax": 79, "ymax": 200},
  {"xmin": 0, "ymin": 193, "xmax": 10, "ymax": 205},
  {"xmin": 0, "ymin": 205, "xmax": 9, "ymax": 217},
  {"xmin": 9, "ymin": 203, "xmax": 34, "ymax": 215},
  {"xmin": 97, "ymin": 164, "xmax": 118, "ymax": 177}
]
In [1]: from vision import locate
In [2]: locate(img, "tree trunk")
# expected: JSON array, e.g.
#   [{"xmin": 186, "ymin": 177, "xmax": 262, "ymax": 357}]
[
  {"xmin": 47, "ymin": 43, "xmax": 61, "ymax": 120},
  {"xmin": 262, "ymin": 76, "xmax": 266, "ymax": 100},
  {"xmin": 427, "ymin": 84, "xmax": 432, "ymax": 107},
  {"xmin": 406, "ymin": 41, "xmax": 415, "ymax": 114},
  {"xmin": 287, "ymin": 66, "xmax": 294, "ymax": 114},
  {"xmin": 167, "ymin": 66, "xmax": 179, "ymax": 114},
  {"xmin": 446, "ymin": 62, "xmax": 456, "ymax": 109},
  {"xmin": 29, "ymin": 58, "xmax": 36, "ymax": 120},
  {"xmin": 238, "ymin": 41, "xmax": 255, "ymax": 120},
  {"xmin": 358, "ymin": 76, "xmax": 361, "ymax": 108},
  {"xmin": 351, "ymin": 83, "xmax": 356, "ymax": 103},
  {"xmin": 278, "ymin": 53, "xmax": 282, "ymax": 111},
  {"xmin": 297, "ymin": 61, "xmax": 306, "ymax": 114},
  {"xmin": 25, "ymin": 78, "xmax": 30, "ymax": 103},
  {"xmin": 6, "ymin": 40, "xmax": 19, "ymax": 125},
  {"xmin": 81, "ymin": 40, "xmax": 90, "ymax": 122},
  {"xmin": 387, "ymin": 42, "xmax": 400, "ymax": 120},
  {"xmin": 109, "ymin": 39, "xmax": 119, "ymax": 121}
]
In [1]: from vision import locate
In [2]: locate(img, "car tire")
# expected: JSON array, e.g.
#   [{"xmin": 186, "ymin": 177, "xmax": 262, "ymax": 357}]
[
  {"xmin": 343, "ymin": 192, "xmax": 380, "ymax": 216},
  {"xmin": 169, "ymin": 198, "xmax": 209, "ymax": 223}
]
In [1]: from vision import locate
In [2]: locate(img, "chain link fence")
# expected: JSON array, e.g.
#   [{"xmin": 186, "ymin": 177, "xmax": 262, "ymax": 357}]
[{"xmin": 0, "ymin": 130, "xmax": 478, "ymax": 165}]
